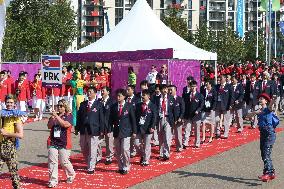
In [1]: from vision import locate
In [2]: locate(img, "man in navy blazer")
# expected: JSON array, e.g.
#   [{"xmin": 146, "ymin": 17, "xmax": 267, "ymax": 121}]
[
  {"xmin": 169, "ymin": 85, "xmax": 185, "ymax": 152},
  {"xmin": 135, "ymin": 89, "xmax": 157, "ymax": 166},
  {"xmin": 154, "ymin": 84, "xmax": 175, "ymax": 161},
  {"xmin": 76, "ymin": 87, "xmax": 104, "ymax": 174},
  {"xmin": 261, "ymin": 71, "xmax": 277, "ymax": 98},
  {"xmin": 244, "ymin": 74, "xmax": 262, "ymax": 128},
  {"xmin": 109, "ymin": 89, "xmax": 137, "ymax": 175},
  {"xmin": 135, "ymin": 80, "xmax": 148, "ymax": 103},
  {"xmin": 126, "ymin": 84, "xmax": 140, "ymax": 157},
  {"xmin": 183, "ymin": 80, "xmax": 204, "ymax": 148},
  {"xmin": 182, "ymin": 76, "xmax": 194, "ymax": 98},
  {"xmin": 231, "ymin": 76, "xmax": 244, "ymax": 132},
  {"xmin": 215, "ymin": 75, "xmax": 234, "ymax": 139},
  {"xmin": 97, "ymin": 86, "xmax": 115, "ymax": 165}
]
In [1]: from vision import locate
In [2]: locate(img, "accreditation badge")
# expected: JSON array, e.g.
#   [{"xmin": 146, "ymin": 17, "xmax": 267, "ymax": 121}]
[{"xmin": 53, "ymin": 126, "xmax": 61, "ymax": 138}]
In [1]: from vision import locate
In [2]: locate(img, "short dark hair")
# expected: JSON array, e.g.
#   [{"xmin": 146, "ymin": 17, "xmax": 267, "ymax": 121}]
[
  {"xmin": 155, "ymin": 84, "xmax": 161, "ymax": 89},
  {"xmin": 0, "ymin": 71, "xmax": 5, "ymax": 75},
  {"xmin": 127, "ymin": 85, "xmax": 135, "ymax": 91},
  {"xmin": 142, "ymin": 89, "xmax": 150, "ymax": 96},
  {"xmin": 190, "ymin": 80, "xmax": 197, "ymax": 86},
  {"xmin": 116, "ymin": 88, "xmax": 127, "ymax": 97},
  {"xmin": 101, "ymin": 86, "xmax": 111, "ymax": 93},
  {"xmin": 168, "ymin": 84, "xmax": 177, "ymax": 91},
  {"xmin": 140, "ymin": 80, "xmax": 148, "ymax": 87},
  {"xmin": 187, "ymin": 76, "xmax": 194, "ymax": 81},
  {"xmin": 159, "ymin": 84, "xmax": 168, "ymax": 90},
  {"xmin": 88, "ymin": 87, "xmax": 97, "ymax": 93}
]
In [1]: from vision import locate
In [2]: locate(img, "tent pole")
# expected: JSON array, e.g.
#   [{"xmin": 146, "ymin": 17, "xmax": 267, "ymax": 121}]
[{"xmin": 214, "ymin": 60, "xmax": 217, "ymax": 84}]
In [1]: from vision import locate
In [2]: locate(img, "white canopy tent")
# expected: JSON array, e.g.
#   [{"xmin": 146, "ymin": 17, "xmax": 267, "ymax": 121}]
[{"xmin": 74, "ymin": 0, "xmax": 217, "ymax": 61}]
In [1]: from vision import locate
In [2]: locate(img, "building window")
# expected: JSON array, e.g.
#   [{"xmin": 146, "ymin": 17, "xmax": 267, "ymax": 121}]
[
  {"xmin": 115, "ymin": 8, "xmax": 123, "ymax": 25},
  {"xmin": 188, "ymin": 11, "xmax": 192, "ymax": 29},
  {"xmin": 188, "ymin": 0, "xmax": 192, "ymax": 9},
  {"xmin": 115, "ymin": 0, "xmax": 123, "ymax": 7}
]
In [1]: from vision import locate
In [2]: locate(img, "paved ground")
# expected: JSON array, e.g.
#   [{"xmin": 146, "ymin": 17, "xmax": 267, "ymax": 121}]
[{"xmin": 1, "ymin": 114, "xmax": 284, "ymax": 189}]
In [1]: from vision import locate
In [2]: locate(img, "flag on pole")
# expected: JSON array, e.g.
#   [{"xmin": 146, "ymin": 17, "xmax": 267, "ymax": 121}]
[
  {"xmin": 279, "ymin": 21, "xmax": 284, "ymax": 36},
  {"xmin": 261, "ymin": 0, "xmax": 280, "ymax": 11}
]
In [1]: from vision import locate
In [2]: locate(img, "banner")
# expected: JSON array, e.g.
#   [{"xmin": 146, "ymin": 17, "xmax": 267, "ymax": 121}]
[
  {"xmin": 279, "ymin": 21, "xmax": 284, "ymax": 35},
  {"xmin": 41, "ymin": 55, "xmax": 62, "ymax": 87},
  {"xmin": 236, "ymin": 0, "xmax": 244, "ymax": 38},
  {"xmin": 261, "ymin": 0, "xmax": 280, "ymax": 11}
]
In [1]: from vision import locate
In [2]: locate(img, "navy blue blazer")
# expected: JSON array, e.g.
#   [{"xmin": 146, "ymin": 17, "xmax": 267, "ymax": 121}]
[
  {"xmin": 232, "ymin": 84, "xmax": 244, "ymax": 110},
  {"xmin": 99, "ymin": 97, "xmax": 115, "ymax": 133},
  {"xmin": 183, "ymin": 91, "xmax": 204, "ymax": 120},
  {"xmin": 109, "ymin": 102, "xmax": 137, "ymax": 138},
  {"xmin": 135, "ymin": 101, "xmax": 158, "ymax": 134},
  {"xmin": 153, "ymin": 94, "xmax": 176, "ymax": 126},
  {"xmin": 173, "ymin": 96, "xmax": 185, "ymax": 121},
  {"xmin": 261, "ymin": 80, "xmax": 277, "ymax": 97},
  {"xmin": 215, "ymin": 83, "xmax": 234, "ymax": 111},
  {"xmin": 76, "ymin": 100, "xmax": 104, "ymax": 136},
  {"xmin": 201, "ymin": 88, "xmax": 217, "ymax": 112},
  {"xmin": 244, "ymin": 80, "xmax": 262, "ymax": 106},
  {"xmin": 182, "ymin": 86, "xmax": 190, "ymax": 98}
]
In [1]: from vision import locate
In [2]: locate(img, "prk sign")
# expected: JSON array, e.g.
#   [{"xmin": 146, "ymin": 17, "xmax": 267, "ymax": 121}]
[{"xmin": 41, "ymin": 55, "xmax": 62, "ymax": 87}]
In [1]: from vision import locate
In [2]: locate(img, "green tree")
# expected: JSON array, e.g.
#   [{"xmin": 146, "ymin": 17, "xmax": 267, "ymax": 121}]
[
  {"xmin": 162, "ymin": 6, "xmax": 189, "ymax": 41},
  {"xmin": 215, "ymin": 26, "xmax": 246, "ymax": 64},
  {"xmin": 2, "ymin": 0, "xmax": 77, "ymax": 61},
  {"xmin": 243, "ymin": 30, "xmax": 265, "ymax": 61},
  {"xmin": 194, "ymin": 23, "xmax": 217, "ymax": 52}
]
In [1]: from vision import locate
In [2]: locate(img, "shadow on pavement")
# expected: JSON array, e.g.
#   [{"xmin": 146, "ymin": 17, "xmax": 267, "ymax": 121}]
[{"xmin": 172, "ymin": 170, "xmax": 262, "ymax": 187}]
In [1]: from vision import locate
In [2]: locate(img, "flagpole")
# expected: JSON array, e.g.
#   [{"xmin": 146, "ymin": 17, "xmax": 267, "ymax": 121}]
[
  {"xmin": 274, "ymin": 11, "xmax": 277, "ymax": 58},
  {"xmin": 268, "ymin": 0, "xmax": 272, "ymax": 66},
  {"xmin": 256, "ymin": 0, "xmax": 259, "ymax": 58},
  {"xmin": 265, "ymin": 1, "xmax": 268, "ymax": 63}
]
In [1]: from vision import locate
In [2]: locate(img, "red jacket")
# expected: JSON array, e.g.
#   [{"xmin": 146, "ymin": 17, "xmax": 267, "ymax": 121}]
[
  {"xmin": 30, "ymin": 81, "xmax": 46, "ymax": 99},
  {"xmin": 0, "ymin": 79, "xmax": 11, "ymax": 101},
  {"xmin": 14, "ymin": 80, "xmax": 30, "ymax": 101},
  {"xmin": 61, "ymin": 74, "xmax": 73, "ymax": 96}
]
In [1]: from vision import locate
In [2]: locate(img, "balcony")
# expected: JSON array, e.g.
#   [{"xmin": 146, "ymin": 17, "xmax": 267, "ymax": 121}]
[
  {"xmin": 209, "ymin": 6, "xmax": 226, "ymax": 11},
  {"xmin": 84, "ymin": 10, "xmax": 103, "ymax": 17},
  {"xmin": 83, "ymin": 21, "xmax": 102, "ymax": 27},
  {"xmin": 83, "ymin": 0, "xmax": 102, "ymax": 6}
]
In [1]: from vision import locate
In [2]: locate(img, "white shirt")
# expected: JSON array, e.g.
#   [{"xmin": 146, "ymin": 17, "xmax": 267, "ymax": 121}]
[
  {"xmin": 102, "ymin": 96, "xmax": 109, "ymax": 106},
  {"xmin": 146, "ymin": 71, "xmax": 158, "ymax": 84},
  {"xmin": 118, "ymin": 101, "xmax": 125, "ymax": 111},
  {"xmin": 88, "ymin": 99, "xmax": 96, "ymax": 107}
]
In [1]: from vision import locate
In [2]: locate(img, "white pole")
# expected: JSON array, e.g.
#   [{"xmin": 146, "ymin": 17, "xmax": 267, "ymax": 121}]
[
  {"xmin": 274, "ymin": 11, "xmax": 277, "ymax": 58},
  {"xmin": 214, "ymin": 60, "xmax": 217, "ymax": 84},
  {"xmin": 256, "ymin": 0, "xmax": 259, "ymax": 58},
  {"xmin": 268, "ymin": 0, "xmax": 272, "ymax": 65}
]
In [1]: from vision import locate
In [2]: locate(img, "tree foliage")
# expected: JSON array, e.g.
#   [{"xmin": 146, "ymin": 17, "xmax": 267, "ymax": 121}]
[
  {"xmin": 162, "ymin": 7, "xmax": 189, "ymax": 41},
  {"xmin": 2, "ymin": 0, "xmax": 77, "ymax": 62}
]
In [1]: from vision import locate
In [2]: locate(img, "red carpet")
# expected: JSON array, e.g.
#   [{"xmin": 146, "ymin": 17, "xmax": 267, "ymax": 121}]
[{"xmin": 0, "ymin": 126, "xmax": 283, "ymax": 189}]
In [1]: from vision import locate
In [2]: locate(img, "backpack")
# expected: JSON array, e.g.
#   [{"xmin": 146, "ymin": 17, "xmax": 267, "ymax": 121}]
[{"xmin": 271, "ymin": 112, "xmax": 280, "ymax": 128}]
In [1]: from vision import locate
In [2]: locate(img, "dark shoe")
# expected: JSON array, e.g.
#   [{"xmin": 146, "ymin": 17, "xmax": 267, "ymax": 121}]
[
  {"xmin": 162, "ymin": 156, "xmax": 169, "ymax": 161},
  {"xmin": 141, "ymin": 162, "xmax": 149, "ymax": 166},
  {"xmin": 208, "ymin": 138, "xmax": 213, "ymax": 143},
  {"xmin": 120, "ymin": 170, "xmax": 128, "ymax": 175},
  {"xmin": 96, "ymin": 160, "xmax": 101, "ymax": 165},
  {"xmin": 87, "ymin": 170, "xmax": 94, "ymax": 174},
  {"xmin": 215, "ymin": 134, "xmax": 221, "ymax": 139},
  {"xmin": 221, "ymin": 136, "xmax": 228, "ymax": 139},
  {"xmin": 182, "ymin": 145, "xmax": 187, "ymax": 149},
  {"xmin": 105, "ymin": 160, "xmax": 112, "ymax": 165},
  {"xmin": 139, "ymin": 157, "xmax": 144, "ymax": 164},
  {"xmin": 116, "ymin": 169, "xmax": 123, "ymax": 174},
  {"xmin": 201, "ymin": 140, "xmax": 205, "ymax": 144}
]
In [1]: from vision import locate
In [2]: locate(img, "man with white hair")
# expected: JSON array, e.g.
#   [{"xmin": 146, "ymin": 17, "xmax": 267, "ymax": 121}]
[{"xmin": 261, "ymin": 71, "xmax": 277, "ymax": 98}]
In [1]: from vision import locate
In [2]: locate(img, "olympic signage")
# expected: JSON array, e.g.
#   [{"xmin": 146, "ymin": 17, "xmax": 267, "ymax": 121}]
[{"xmin": 41, "ymin": 55, "xmax": 62, "ymax": 87}]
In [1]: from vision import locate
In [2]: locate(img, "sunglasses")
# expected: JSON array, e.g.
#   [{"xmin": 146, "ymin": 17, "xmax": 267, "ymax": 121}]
[{"xmin": 57, "ymin": 104, "xmax": 64, "ymax": 108}]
